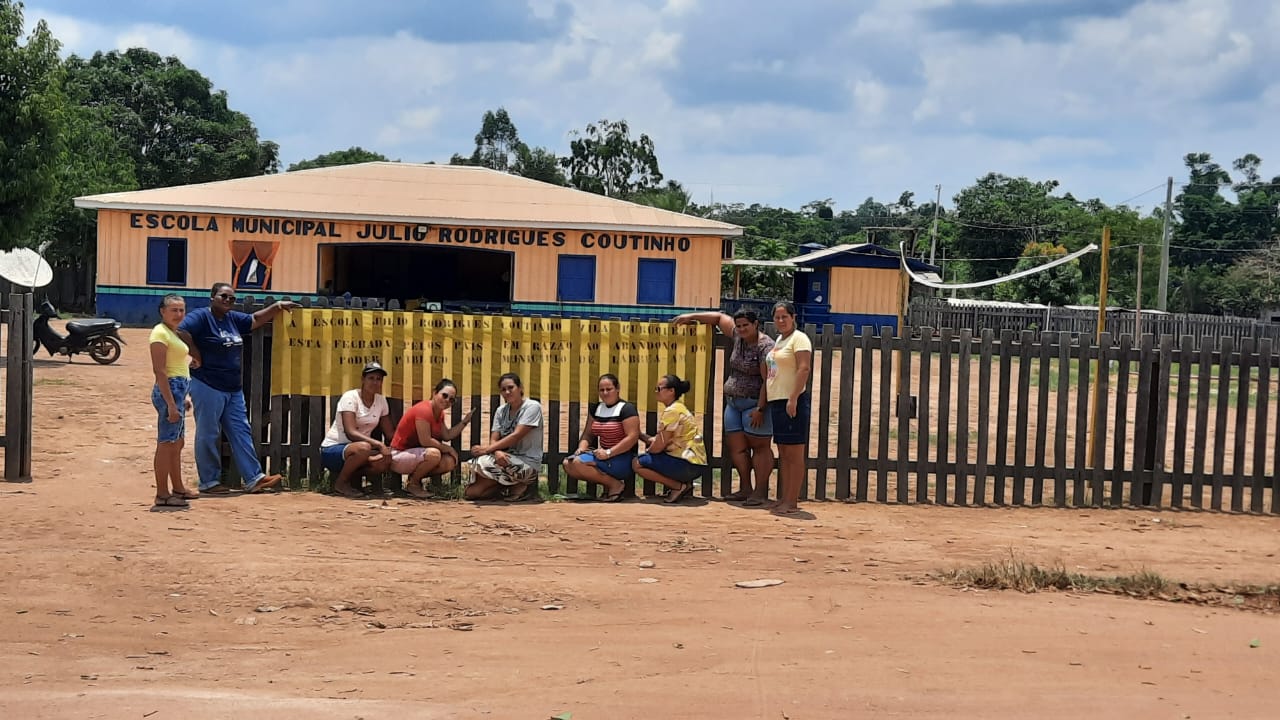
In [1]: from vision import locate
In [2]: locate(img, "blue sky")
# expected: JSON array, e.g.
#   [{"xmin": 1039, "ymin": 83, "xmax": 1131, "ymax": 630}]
[{"xmin": 24, "ymin": 0, "xmax": 1280, "ymax": 214}]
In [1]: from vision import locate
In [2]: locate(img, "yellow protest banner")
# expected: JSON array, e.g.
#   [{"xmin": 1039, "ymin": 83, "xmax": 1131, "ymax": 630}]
[{"xmin": 270, "ymin": 310, "xmax": 713, "ymax": 414}]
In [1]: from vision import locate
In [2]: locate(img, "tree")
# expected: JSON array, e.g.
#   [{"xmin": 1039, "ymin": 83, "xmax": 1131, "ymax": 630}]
[
  {"xmin": 451, "ymin": 108, "xmax": 566, "ymax": 185},
  {"xmin": 288, "ymin": 147, "xmax": 389, "ymax": 171},
  {"xmin": 951, "ymin": 173, "xmax": 1067, "ymax": 283},
  {"xmin": 513, "ymin": 145, "xmax": 566, "ymax": 185},
  {"xmin": 1214, "ymin": 246, "xmax": 1280, "ymax": 316},
  {"xmin": 0, "ymin": 0, "xmax": 65, "ymax": 248},
  {"xmin": 27, "ymin": 103, "xmax": 137, "ymax": 308},
  {"xmin": 632, "ymin": 180, "xmax": 691, "ymax": 213},
  {"xmin": 63, "ymin": 48, "xmax": 278, "ymax": 189},
  {"xmin": 561, "ymin": 118, "xmax": 662, "ymax": 198},
  {"xmin": 993, "ymin": 241, "xmax": 1083, "ymax": 306}
]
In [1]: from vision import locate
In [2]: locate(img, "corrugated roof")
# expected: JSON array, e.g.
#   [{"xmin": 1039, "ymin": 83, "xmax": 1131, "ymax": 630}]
[
  {"xmin": 74, "ymin": 162, "xmax": 742, "ymax": 236},
  {"xmin": 790, "ymin": 242, "xmax": 941, "ymax": 273}
]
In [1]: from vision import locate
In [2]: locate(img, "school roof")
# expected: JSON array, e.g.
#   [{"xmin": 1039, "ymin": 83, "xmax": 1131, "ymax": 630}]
[
  {"xmin": 789, "ymin": 243, "xmax": 941, "ymax": 273},
  {"xmin": 73, "ymin": 162, "xmax": 743, "ymax": 237}
]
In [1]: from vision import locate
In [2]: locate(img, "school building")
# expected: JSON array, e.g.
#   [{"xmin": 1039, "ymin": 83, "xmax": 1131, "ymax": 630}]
[{"xmin": 74, "ymin": 162, "xmax": 742, "ymax": 324}]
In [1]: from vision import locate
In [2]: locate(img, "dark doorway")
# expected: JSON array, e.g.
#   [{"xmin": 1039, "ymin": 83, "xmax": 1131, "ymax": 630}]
[{"xmin": 319, "ymin": 244, "xmax": 513, "ymax": 310}]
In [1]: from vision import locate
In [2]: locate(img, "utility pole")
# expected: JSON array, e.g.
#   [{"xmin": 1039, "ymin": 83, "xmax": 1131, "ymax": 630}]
[
  {"xmin": 1088, "ymin": 226, "xmax": 1111, "ymax": 469},
  {"xmin": 929, "ymin": 184, "xmax": 941, "ymax": 265},
  {"xmin": 1135, "ymin": 245, "xmax": 1144, "ymax": 337},
  {"xmin": 1157, "ymin": 176, "xmax": 1172, "ymax": 310}
]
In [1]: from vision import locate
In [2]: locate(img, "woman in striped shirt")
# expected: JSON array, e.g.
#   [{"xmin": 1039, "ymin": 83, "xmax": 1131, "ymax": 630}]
[{"xmin": 563, "ymin": 374, "xmax": 641, "ymax": 502}]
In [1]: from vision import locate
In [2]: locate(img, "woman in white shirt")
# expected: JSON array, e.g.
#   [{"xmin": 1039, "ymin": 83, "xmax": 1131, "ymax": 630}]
[{"xmin": 320, "ymin": 361, "xmax": 397, "ymax": 498}]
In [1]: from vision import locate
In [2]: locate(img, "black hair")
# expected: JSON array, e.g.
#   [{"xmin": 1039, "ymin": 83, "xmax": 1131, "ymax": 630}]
[
  {"xmin": 598, "ymin": 373, "xmax": 620, "ymax": 391},
  {"xmin": 210, "ymin": 282, "xmax": 232, "ymax": 297},
  {"xmin": 158, "ymin": 293, "xmax": 185, "ymax": 311},
  {"xmin": 772, "ymin": 301, "xmax": 798, "ymax": 318},
  {"xmin": 731, "ymin": 307, "xmax": 759, "ymax": 324},
  {"xmin": 498, "ymin": 372, "xmax": 522, "ymax": 389},
  {"xmin": 433, "ymin": 378, "xmax": 456, "ymax": 394},
  {"xmin": 660, "ymin": 374, "xmax": 691, "ymax": 399}
]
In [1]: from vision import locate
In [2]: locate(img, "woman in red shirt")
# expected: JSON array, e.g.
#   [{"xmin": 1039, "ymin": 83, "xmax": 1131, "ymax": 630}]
[{"xmin": 389, "ymin": 378, "xmax": 475, "ymax": 498}]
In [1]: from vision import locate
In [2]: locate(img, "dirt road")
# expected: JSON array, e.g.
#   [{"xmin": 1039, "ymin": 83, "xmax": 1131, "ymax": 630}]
[{"xmin": 1, "ymin": 328, "xmax": 1276, "ymax": 719}]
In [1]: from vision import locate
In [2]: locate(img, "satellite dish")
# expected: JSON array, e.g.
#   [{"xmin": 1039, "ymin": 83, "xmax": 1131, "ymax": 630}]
[{"xmin": 0, "ymin": 248, "xmax": 54, "ymax": 288}]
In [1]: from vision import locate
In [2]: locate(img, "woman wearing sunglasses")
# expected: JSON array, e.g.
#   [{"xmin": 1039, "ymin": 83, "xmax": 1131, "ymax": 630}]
[
  {"xmin": 563, "ymin": 373, "xmax": 641, "ymax": 502},
  {"xmin": 633, "ymin": 374, "xmax": 706, "ymax": 503},
  {"xmin": 465, "ymin": 373, "xmax": 545, "ymax": 502},
  {"xmin": 389, "ymin": 378, "xmax": 475, "ymax": 498}
]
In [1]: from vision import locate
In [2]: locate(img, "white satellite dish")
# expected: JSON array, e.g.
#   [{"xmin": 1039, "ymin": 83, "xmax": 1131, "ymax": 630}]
[{"xmin": 0, "ymin": 248, "xmax": 54, "ymax": 288}]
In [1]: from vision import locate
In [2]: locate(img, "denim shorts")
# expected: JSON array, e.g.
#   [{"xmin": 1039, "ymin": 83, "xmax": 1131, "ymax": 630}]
[
  {"xmin": 321, "ymin": 443, "xmax": 349, "ymax": 472},
  {"xmin": 724, "ymin": 396, "xmax": 772, "ymax": 437},
  {"xmin": 637, "ymin": 452, "xmax": 703, "ymax": 483},
  {"xmin": 151, "ymin": 377, "xmax": 190, "ymax": 443},
  {"xmin": 572, "ymin": 450, "xmax": 635, "ymax": 481},
  {"xmin": 769, "ymin": 392, "xmax": 811, "ymax": 446}
]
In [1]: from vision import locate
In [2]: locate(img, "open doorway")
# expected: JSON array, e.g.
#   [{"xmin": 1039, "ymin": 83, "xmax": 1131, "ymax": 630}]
[{"xmin": 318, "ymin": 244, "xmax": 513, "ymax": 310}]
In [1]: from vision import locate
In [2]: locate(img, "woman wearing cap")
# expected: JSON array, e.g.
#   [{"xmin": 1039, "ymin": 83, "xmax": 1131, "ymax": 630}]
[
  {"xmin": 465, "ymin": 373, "xmax": 544, "ymax": 502},
  {"xmin": 673, "ymin": 308, "xmax": 774, "ymax": 505},
  {"xmin": 389, "ymin": 378, "xmax": 476, "ymax": 499},
  {"xmin": 563, "ymin": 373, "xmax": 641, "ymax": 502},
  {"xmin": 633, "ymin": 374, "xmax": 706, "ymax": 504},
  {"xmin": 320, "ymin": 361, "xmax": 397, "ymax": 498},
  {"xmin": 764, "ymin": 302, "xmax": 812, "ymax": 515}
]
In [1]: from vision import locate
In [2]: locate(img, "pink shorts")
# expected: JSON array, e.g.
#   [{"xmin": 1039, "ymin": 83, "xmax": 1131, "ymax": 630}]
[{"xmin": 390, "ymin": 447, "xmax": 437, "ymax": 475}]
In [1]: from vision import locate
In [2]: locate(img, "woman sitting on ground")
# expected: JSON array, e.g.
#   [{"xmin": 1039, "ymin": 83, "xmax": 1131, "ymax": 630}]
[
  {"xmin": 389, "ymin": 378, "xmax": 475, "ymax": 498},
  {"xmin": 673, "ymin": 308, "xmax": 774, "ymax": 505},
  {"xmin": 633, "ymin": 374, "xmax": 706, "ymax": 504},
  {"xmin": 465, "ymin": 373, "xmax": 545, "ymax": 502},
  {"xmin": 563, "ymin": 373, "xmax": 641, "ymax": 502},
  {"xmin": 320, "ymin": 361, "xmax": 397, "ymax": 498}
]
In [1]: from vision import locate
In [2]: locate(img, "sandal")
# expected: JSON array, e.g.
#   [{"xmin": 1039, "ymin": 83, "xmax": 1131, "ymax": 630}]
[
  {"xmin": 503, "ymin": 484, "xmax": 536, "ymax": 502},
  {"xmin": 665, "ymin": 482, "xmax": 694, "ymax": 504},
  {"xmin": 724, "ymin": 489, "xmax": 753, "ymax": 501},
  {"xmin": 741, "ymin": 496, "xmax": 767, "ymax": 507},
  {"xmin": 599, "ymin": 489, "xmax": 625, "ymax": 503},
  {"xmin": 153, "ymin": 495, "xmax": 189, "ymax": 508},
  {"xmin": 173, "ymin": 489, "xmax": 200, "ymax": 500},
  {"xmin": 203, "ymin": 484, "xmax": 232, "ymax": 495}
]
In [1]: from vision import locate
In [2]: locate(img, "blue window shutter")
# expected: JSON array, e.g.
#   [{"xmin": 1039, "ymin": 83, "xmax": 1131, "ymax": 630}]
[
  {"xmin": 637, "ymin": 259, "xmax": 675, "ymax": 305},
  {"xmin": 557, "ymin": 255, "xmax": 596, "ymax": 302},
  {"xmin": 146, "ymin": 238, "xmax": 169, "ymax": 284}
]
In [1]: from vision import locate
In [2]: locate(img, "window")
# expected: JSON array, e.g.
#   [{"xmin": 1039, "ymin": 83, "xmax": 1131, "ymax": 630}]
[
  {"xmin": 637, "ymin": 259, "xmax": 676, "ymax": 305},
  {"xmin": 146, "ymin": 237, "xmax": 187, "ymax": 285},
  {"xmin": 721, "ymin": 237, "xmax": 734, "ymax": 260},
  {"xmin": 557, "ymin": 255, "xmax": 596, "ymax": 302},
  {"xmin": 233, "ymin": 248, "xmax": 268, "ymax": 289}
]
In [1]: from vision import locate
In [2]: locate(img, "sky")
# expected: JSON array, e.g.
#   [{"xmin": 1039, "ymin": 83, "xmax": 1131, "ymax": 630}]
[{"xmin": 22, "ymin": 0, "xmax": 1280, "ymax": 214}]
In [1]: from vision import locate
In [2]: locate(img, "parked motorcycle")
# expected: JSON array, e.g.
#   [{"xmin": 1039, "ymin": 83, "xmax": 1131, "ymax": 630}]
[{"xmin": 33, "ymin": 301, "xmax": 125, "ymax": 365}]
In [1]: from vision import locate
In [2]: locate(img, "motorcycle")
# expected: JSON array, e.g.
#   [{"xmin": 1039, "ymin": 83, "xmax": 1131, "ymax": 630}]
[{"xmin": 33, "ymin": 300, "xmax": 125, "ymax": 365}]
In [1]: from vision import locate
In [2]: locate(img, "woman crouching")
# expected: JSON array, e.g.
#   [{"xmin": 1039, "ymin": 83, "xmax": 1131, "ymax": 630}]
[
  {"xmin": 465, "ymin": 373, "xmax": 545, "ymax": 502},
  {"xmin": 633, "ymin": 374, "xmax": 706, "ymax": 504}
]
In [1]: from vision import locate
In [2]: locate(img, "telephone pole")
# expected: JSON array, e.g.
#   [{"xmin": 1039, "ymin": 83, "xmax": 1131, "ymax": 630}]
[
  {"xmin": 929, "ymin": 184, "xmax": 941, "ymax": 265},
  {"xmin": 1157, "ymin": 176, "xmax": 1172, "ymax": 310}
]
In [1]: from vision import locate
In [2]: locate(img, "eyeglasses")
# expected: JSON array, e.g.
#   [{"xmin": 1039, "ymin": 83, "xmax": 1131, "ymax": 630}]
[
  {"xmin": 439, "ymin": 393, "xmax": 456, "ymax": 403},
  {"xmin": 216, "ymin": 293, "xmax": 236, "ymax": 301},
  {"xmin": 655, "ymin": 385, "xmax": 669, "ymax": 392}
]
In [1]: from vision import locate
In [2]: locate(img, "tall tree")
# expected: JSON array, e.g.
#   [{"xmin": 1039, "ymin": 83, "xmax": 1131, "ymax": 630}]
[
  {"xmin": 513, "ymin": 145, "xmax": 566, "ymax": 186},
  {"xmin": 288, "ymin": 146, "xmax": 389, "ymax": 171},
  {"xmin": 951, "ymin": 173, "xmax": 1068, "ymax": 283},
  {"xmin": 632, "ymin": 180, "xmax": 691, "ymax": 213},
  {"xmin": 561, "ymin": 118, "xmax": 662, "ymax": 198},
  {"xmin": 28, "ymin": 103, "xmax": 137, "ymax": 307},
  {"xmin": 466, "ymin": 108, "xmax": 522, "ymax": 172},
  {"xmin": 63, "ymin": 48, "xmax": 278, "ymax": 189},
  {"xmin": 0, "ymin": 0, "xmax": 65, "ymax": 248}
]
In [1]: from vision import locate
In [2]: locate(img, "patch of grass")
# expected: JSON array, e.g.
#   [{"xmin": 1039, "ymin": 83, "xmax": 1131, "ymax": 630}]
[
  {"xmin": 936, "ymin": 551, "xmax": 1280, "ymax": 613},
  {"xmin": 34, "ymin": 378, "xmax": 73, "ymax": 386}
]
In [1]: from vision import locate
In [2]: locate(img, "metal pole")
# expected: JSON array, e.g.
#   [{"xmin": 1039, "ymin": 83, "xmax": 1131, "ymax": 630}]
[
  {"xmin": 1157, "ymin": 176, "xmax": 1172, "ymax": 310},
  {"xmin": 1088, "ymin": 227, "xmax": 1111, "ymax": 469},
  {"xmin": 929, "ymin": 184, "xmax": 941, "ymax": 265},
  {"xmin": 1135, "ymin": 245, "xmax": 1144, "ymax": 337}
]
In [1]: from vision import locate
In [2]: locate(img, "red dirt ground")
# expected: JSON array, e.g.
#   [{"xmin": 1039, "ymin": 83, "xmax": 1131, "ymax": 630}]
[{"xmin": 1, "ymin": 327, "xmax": 1277, "ymax": 719}]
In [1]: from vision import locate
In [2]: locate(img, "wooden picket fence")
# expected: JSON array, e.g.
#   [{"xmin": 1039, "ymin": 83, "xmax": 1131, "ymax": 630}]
[
  {"xmin": 910, "ymin": 297, "xmax": 1280, "ymax": 350},
  {"xmin": 230, "ymin": 303, "xmax": 1278, "ymax": 513},
  {"xmin": 1, "ymin": 293, "xmax": 35, "ymax": 481}
]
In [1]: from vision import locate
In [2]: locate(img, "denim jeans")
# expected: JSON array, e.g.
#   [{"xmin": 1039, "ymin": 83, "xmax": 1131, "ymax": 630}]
[{"xmin": 189, "ymin": 377, "xmax": 267, "ymax": 490}]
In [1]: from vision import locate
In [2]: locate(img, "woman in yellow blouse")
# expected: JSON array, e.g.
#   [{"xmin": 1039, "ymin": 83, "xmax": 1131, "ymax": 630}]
[
  {"xmin": 763, "ymin": 302, "xmax": 812, "ymax": 515},
  {"xmin": 632, "ymin": 374, "xmax": 706, "ymax": 503}
]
